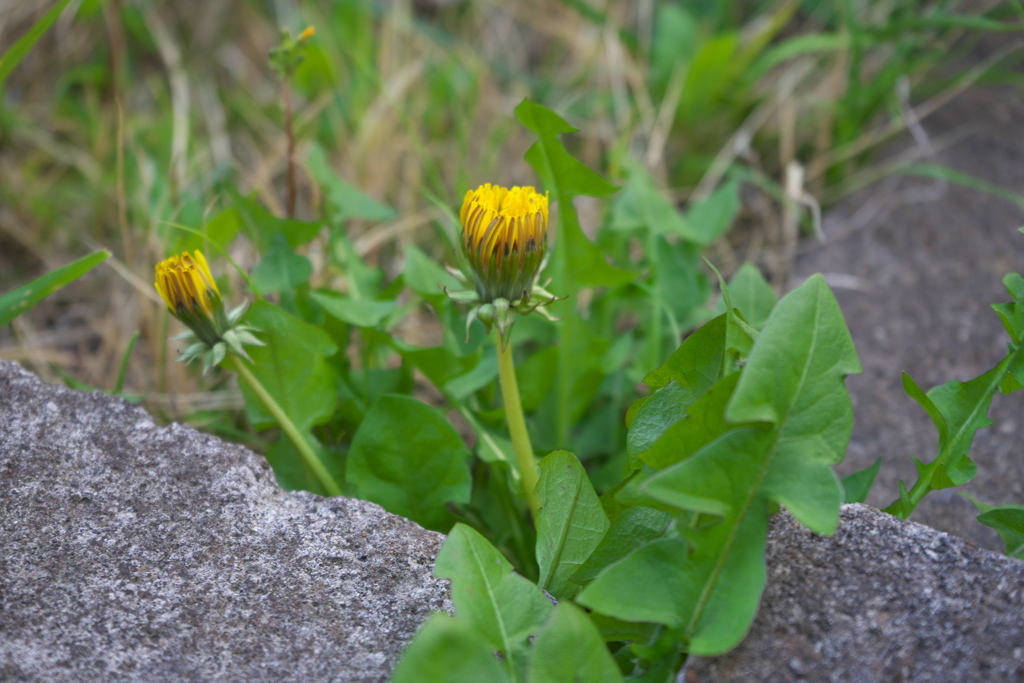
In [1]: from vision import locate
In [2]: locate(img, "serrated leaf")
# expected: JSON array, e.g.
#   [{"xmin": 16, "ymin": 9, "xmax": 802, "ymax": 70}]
[
  {"xmin": 1000, "ymin": 352, "xmax": 1024, "ymax": 394},
  {"xmin": 626, "ymin": 382, "xmax": 692, "ymax": 468},
  {"xmin": 233, "ymin": 192, "xmax": 322, "ymax": 250},
  {"xmin": 436, "ymin": 524, "xmax": 554, "ymax": 675},
  {"xmin": 976, "ymin": 506, "xmax": 1024, "ymax": 558},
  {"xmin": 308, "ymin": 144, "xmax": 396, "ymax": 223},
  {"xmin": 347, "ymin": 395, "xmax": 471, "ymax": 532},
  {"xmin": 887, "ymin": 355, "xmax": 1017, "ymax": 514},
  {"xmin": 841, "ymin": 458, "xmax": 881, "ymax": 504},
  {"xmin": 902, "ymin": 372, "xmax": 947, "ymax": 439},
  {"xmin": 642, "ymin": 313, "xmax": 727, "ymax": 390},
  {"xmin": 585, "ymin": 275, "xmax": 860, "ymax": 656},
  {"xmin": 310, "ymin": 290, "xmax": 396, "ymax": 328},
  {"xmin": 527, "ymin": 603, "xmax": 624, "ymax": 683},
  {"xmin": 727, "ymin": 274, "xmax": 861, "ymax": 531},
  {"xmin": 235, "ymin": 301, "xmax": 337, "ymax": 432},
  {"xmin": 706, "ymin": 259, "xmax": 758, "ymax": 367},
  {"xmin": 392, "ymin": 614, "xmax": 510, "ymax": 683},
  {"xmin": 587, "ymin": 613, "xmax": 660, "ymax": 644},
  {"xmin": 250, "ymin": 233, "xmax": 313, "ymax": 293},
  {"xmin": 639, "ymin": 372, "xmax": 741, "ymax": 470},
  {"xmin": 578, "ymin": 489, "xmax": 768, "ymax": 655},
  {"xmin": 578, "ymin": 538, "xmax": 691, "ymax": 629},
  {"xmin": 535, "ymin": 451, "xmax": 610, "ymax": 600},
  {"xmin": 609, "ymin": 164, "xmax": 698, "ymax": 241},
  {"xmin": 570, "ymin": 506, "xmax": 672, "ymax": 584},
  {"xmin": 686, "ymin": 177, "xmax": 741, "ymax": 245},
  {"xmin": 403, "ymin": 244, "xmax": 460, "ymax": 299},
  {"xmin": 391, "ymin": 339, "xmax": 481, "ymax": 393},
  {"xmin": 177, "ymin": 207, "xmax": 241, "ymax": 254},
  {"xmin": 515, "ymin": 99, "xmax": 633, "ymax": 290},
  {"xmin": 726, "ymin": 263, "xmax": 777, "ymax": 330}
]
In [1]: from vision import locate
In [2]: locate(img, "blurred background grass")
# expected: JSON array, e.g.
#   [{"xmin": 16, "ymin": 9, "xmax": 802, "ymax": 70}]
[{"xmin": 1, "ymin": 0, "xmax": 1020, "ymax": 418}]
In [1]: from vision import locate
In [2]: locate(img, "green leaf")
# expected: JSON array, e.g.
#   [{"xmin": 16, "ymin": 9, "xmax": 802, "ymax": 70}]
[
  {"xmin": 392, "ymin": 340, "xmax": 481, "ymax": 394},
  {"xmin": 609, "ymin": 165, "xmax": 697, "ymax": 240},
  {"xmin": 583, "ymin": 432, "xmax": 772, "ymax": 655},
  {"xmin": 535, "ymin": 451, "xmax": 610, "ymax": 600},
  {"xmin": 841, "ymin": 458, "xmax": 881, "ymax": 504},
  {"xmin": 235, "ymin": 301, "xmax": 338, "ymax": 432},
  {"xmin": 330, "ymin": 233, "xmax": 384, "ymax": 299},
  {"xmin": 587, "ymin": 275, "xmax": 861, "ymax": 656},
  {"xmin": 0, "ymin": 250, "xmax": 109, "ymax": 326},
  {"xmin": 403, "ymin": 244, "xmax": 460, "ymax": 299},
  {"xmin": 726, "ymin": 263, "xmax": 777, "ymax": 330},
  {"xmin": 310, "ymin": 290, "xmax": 396, "ymax": 328},
  {"xmin": 233, "ymin": 192, "xmax": 322, "ymax": 251},
  {"xmin": 727, "ymin": 274, "xmax": 861, "ymax": 532},
  {"xmin": 392, "ymin": 614, "xmax": 510, "ymax": 683},
  {"xmin": 515, "ymin": 99, "xmax": 633, "ymax": 290},
  {"xmin": 177, "ymin": 206, "xmax": 241, "ymax": 254},
  {"xmin": 886, "ymin": 352, "xmax": 1017, "ymax": 514},
  {"xmin": 347, "ymin": 395, "xmax": 472, "ymax": 532},
  {"xmin": 265, "ymin": 431, "xmax": 344, "ymax": 496},
  {"xmin": 707, "ymin": 259, "xmax": 759, "ymax": 366},
  {"xmin": 250, "ymin": 234, "xmax": 313, "ymax": 294},
  {"xmin": 578, "ymin": 538, "xmax": 690, "ymax": 630},
  {"xmin": 642, "ymin": 313, "xmax": 727, "ymax": 390},
  {"xmin": 587, "ymin": 613, "xmax": 660, "ymax": 644},
  {"xmin": 516, "ymin": 347, "xmax": 559, "ymax": 413},
  {"xmin": 436, "ymin": 524, "xmax": 554, "ymax": 675},
  {"xmin": 307, "ymin": 144, "xmax": 397, "ymax": 223},
  {"xmin": 685, "ymin": 178, "xmax": 740, "ymax": 245},
  {"xmin": 655, "ymin": 237, "xmax": 709, "ymax": 323},
  {"xmin": 570, "ymin": 506, "xmax": 672, "ymax": 584},
  {"xmin": 639, "ymin": 371, "xmax": 741, "ymax": 470},
  {"xmin": 626, "ymin": 383, "xmax": 693, "ymax": 467},
  {"xmin": 992, "ymin": 272, "xmax": 1024, "ymax": 344},
  {"xmin": 527, "ymin": 603, "xmax": 624, "ymax": 683},
  {"xmin": 0, "ymin": 0, "xmax": 74, "ymax": 86},
  {"xmin": 976, "ymin": 506, "xmax": 1024, "ymax": 559}
]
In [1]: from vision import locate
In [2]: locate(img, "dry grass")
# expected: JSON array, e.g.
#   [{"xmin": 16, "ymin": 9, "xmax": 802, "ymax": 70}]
[{"xmin": 1, "ymin": 0, "xmax": 1014, "ymax": 420}]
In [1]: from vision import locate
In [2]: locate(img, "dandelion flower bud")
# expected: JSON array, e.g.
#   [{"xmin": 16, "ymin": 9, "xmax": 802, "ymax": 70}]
[
  {"xmin": 445, "ymin": 184, "xmax": 562, "ymax": 347},
  {"xmin": 460, "ymin": 184, "xmax": 548, "ymax": 303},
  {"xmin": 154, "ymin": 250, "xmax": 263, "ymax": 373}
]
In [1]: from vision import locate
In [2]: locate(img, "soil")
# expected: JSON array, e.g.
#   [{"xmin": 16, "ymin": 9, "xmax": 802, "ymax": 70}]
[{"xmin": 794, "ymin": 86, "xmax": 1024, "ymax": 551}]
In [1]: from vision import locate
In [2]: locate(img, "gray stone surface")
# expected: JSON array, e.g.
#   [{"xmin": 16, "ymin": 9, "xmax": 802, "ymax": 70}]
[
  {"xmin": 0, "ymin": 360, "xmax": 449, "ymax": 682},
  {"xmin": 681, "ymin": 504, "xmax": 1024, "ymax": 683},
  {"xmin": 795, "ymin": 86, "xmax": 1024, "ymax": 549}
]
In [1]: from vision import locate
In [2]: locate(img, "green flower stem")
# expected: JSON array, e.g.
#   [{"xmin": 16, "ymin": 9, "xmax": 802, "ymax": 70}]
[
  {"xmin": 233, "ymin": 358, "xmax": 343, "ymax": 497},
  {"xmin": 495, "ymin": 336, "xmax": 542, "ymax": 521}
]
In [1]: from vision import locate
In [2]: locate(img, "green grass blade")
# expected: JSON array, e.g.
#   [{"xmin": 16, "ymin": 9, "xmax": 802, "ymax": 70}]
[
  {"xmin": 0, "ymin": 0, "xmax": 75, "ymax": 86},
  {"xmin": 898, "ymin": 163, "xmax": 1024, "ymax": 212},
  {"xmin": 0, "ymin": 250, "xmax": 110, "ymax": 327},
  {"xmin": 114, "ymin": 332, "xmax": 140, "ymax": 395}
]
